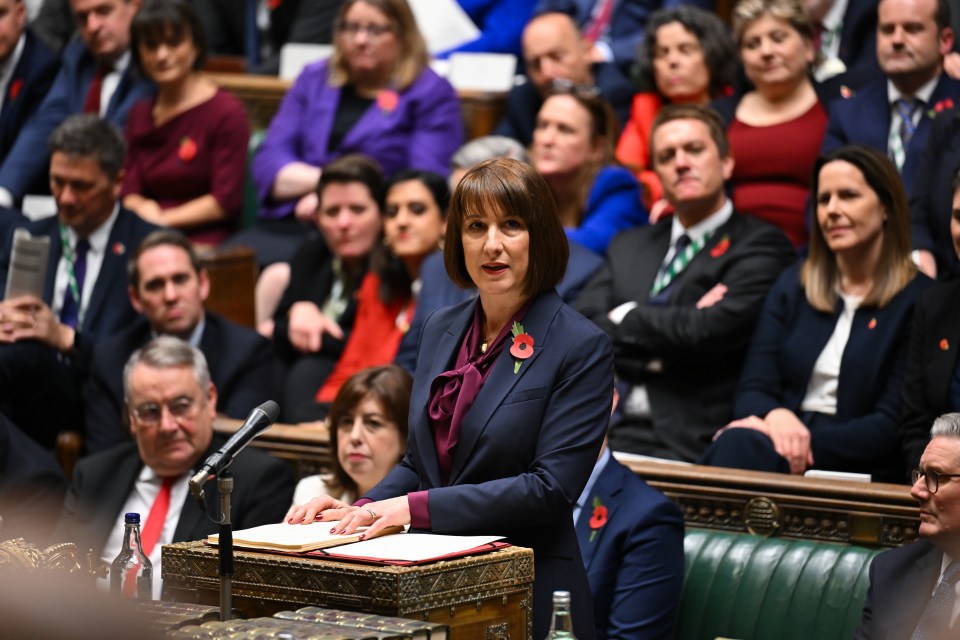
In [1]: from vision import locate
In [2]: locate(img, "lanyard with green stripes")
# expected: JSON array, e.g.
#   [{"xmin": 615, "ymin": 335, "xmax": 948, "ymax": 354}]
[
  {"xmin": 650, "ymin": 230, "xmax": 714, "ymax": 297},
  {"xmin": 58, "ymin": 223, "xmax": 85, "ymax": 330}
]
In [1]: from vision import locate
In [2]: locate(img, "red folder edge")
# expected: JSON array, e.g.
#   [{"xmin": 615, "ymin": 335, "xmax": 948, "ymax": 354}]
[{"xmin": 307, "ymin": 540, "xmax": 512, "ymax": 566}]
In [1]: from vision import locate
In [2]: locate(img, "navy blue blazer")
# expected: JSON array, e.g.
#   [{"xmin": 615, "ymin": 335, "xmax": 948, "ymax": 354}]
[
  {"xmin": 900, "ymin": 279, "xmax": 960, "ymax": 472},
  {"xmin": 83, "ymin": 313, "xmax": 277, "ymax": 454},
  {"xmin": 0, "ymin": 38, "xmax": 155, "ymax": 202},
  {"xmin": 736, "ymin": 263, "xmax": 933, "ymax": 479},
  {"xmin": 908, "ymin": 107, "xmax": 960, "ymax": 276},
  {"xmin": 575, "ymin": 456, "xmax": 684, "ymax": 640},
  {"xmin": 820, "ymin": 75, "xmax": 960, "ymax": 193},
  {"xmin": 0, "ymin": 30, "xmax": 59, "ymax": 167},
  {"xmin": 368, "ymin": 290, "xmax": 615, "ymax": 640},
  {"xmin": 0, "ymin": 208, "xmax": 158, "ymax": 345},
  {"xmin": 855, "ymin": 539, "xmax": 942, "ymax": 640}
]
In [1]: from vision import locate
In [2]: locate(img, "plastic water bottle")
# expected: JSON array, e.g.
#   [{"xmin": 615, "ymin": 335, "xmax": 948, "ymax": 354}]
[
  {"xmin": 110, "ymin": 512, "xmax": 153, "ymax": 598},
  {"xmin": 544, "ymin": 590, "xmax": 576, "ymax": 639}
]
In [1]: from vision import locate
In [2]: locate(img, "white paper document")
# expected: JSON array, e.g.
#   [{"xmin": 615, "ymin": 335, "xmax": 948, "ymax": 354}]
[
  {"xmin": 208, "ymin": 520, "xmax": 399, "ymax": 552},
  {"xmin": 408, "ymin": 0, "xmax": 480, "ymax": 54},
  {"xmin": 4, "ymin": 228, "xmax": 50, "ymax": 299},
  {"xmin": 323, "ymin": 533, "xmax": 505, "ymax": 562}
]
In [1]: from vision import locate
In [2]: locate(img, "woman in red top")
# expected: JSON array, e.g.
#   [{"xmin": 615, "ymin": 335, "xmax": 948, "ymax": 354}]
[
  {"xmin": 616, "ymin": 7, "xmax": 735, "ymax": 210},
  {"xmin": 718, "ymin": 0, "xmax": 829, "ymax": 249},
  {"xmin": 122, "ymin": 0, "xmax": 249, "ymax": 246}
]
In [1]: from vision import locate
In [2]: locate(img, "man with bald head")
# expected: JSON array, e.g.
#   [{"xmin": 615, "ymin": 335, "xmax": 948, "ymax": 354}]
[
  {"xmin": 494, "ymin": 11, "xmax": 632, "ymax": 146},
  {"xmin": 857, "ymin": 412, "xmax": 960, "ymax": 638}
]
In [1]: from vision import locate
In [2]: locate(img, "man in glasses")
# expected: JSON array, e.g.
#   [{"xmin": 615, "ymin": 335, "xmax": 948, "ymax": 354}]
[
  {"xmin": 856, "ymin": 412, "xmax": 960, "ymax": 638},
  {"xmin": 56, "ymin": 336, "xmax": 293, "ymax": 597}
]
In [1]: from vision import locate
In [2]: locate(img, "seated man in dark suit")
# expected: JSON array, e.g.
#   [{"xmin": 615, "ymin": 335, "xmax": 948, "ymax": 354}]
[
  {"xmin": 0, "ymin": 0, "xmax": 154, "ymax": 207},
  {"xmin": 493, "ymin": 11, "xmax": 633, "ymax": 146},
  {"xmin": 574, "ymin": 389, "xmax": 684, "ymax": 640},
  {"xmin": 85, "ymin": 230, "xmax": 277, "ymax": 454},
  {"xmin": 821, "ymin": 0, "xmax": 960, "ymax": 276},
  {"xmin": 0, "ymin": 412, "xmax": 66, "ymax": 543},
  {"xmin": 57, "ymin": 336, "xmax": 294, "ymax": 597},
  {"xmin": 857, "ymin": 412, "xmax": 960, "ymax": 638},
  {"xmin": 0, "ymin": 114, "xmax": 157, "ymax": 448},
  {"xmin": 576, "ymin": 103, "xmax": 795, "ymax": 462}
]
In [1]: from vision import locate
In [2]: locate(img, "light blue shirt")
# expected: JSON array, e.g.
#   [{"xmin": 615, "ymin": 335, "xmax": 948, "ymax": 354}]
[{"xmin": 574, "ymin": 447, "xmax": 611, "ymax": 525}]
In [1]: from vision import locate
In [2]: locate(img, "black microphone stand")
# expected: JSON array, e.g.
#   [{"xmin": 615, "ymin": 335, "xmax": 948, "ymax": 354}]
[{"xmin": 217, "ymin": 470, "xmax": 234, "ymax": 621}]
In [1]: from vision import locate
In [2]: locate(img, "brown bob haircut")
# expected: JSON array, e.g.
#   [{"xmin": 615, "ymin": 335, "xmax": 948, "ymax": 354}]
[
  {"xmin": 327, "ymin": 365, "xmax": 412, "ymax": 497},
  {"xmin": 804, "ymin": 144, "xmax": 916, "ymax": 312},
  {"xmin": 444, "ymin": 158, "xmax": 569, "ymax": 297},
  {"xmin": 131, "ymin": 0, "xmax": 208, "ymax": 73}
]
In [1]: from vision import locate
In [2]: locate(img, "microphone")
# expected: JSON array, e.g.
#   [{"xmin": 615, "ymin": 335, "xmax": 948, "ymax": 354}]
[{"xmin": 188, "ymin": 400, "xmax": 280, "ymax": 503}]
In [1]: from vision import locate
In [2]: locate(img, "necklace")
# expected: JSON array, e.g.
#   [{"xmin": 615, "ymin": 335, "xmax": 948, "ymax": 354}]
[{"xmin": 479, "ymin": 329, "xmax": 500, "ymax": 354}]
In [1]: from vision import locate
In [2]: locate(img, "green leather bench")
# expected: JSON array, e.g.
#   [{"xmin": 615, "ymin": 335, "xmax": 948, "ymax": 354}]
[{"xmin": 679, "ymin": 530, "xmax": 882, "ymax": 640}]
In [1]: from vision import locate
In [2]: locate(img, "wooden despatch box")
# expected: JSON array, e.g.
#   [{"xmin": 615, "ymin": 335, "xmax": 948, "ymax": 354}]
[{"xmin": 162, "ymin": 542, "xmax": 533, "ymax": 640}]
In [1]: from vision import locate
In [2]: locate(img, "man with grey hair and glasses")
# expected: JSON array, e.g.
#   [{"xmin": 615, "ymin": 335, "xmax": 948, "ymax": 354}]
[
  {"xmin": 56, "ymin": 336, "xmax": 293, "ymax": 598},
  {"xmin": 857, "ymin": 412, "xmax": 960, "ymax": 639}
]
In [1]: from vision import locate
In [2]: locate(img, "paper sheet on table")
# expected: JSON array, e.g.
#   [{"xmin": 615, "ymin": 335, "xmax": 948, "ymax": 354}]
[
  {"xmin": 208, "ymin": 520, "xmax": 401, "ymax": 552},
  {"xmin": 323, "ymin": 533, "xmax": 505, "ymax": 562},
  {"xmin": 408, "ymin": 0, "xmax": 480, "ymax": 54}
]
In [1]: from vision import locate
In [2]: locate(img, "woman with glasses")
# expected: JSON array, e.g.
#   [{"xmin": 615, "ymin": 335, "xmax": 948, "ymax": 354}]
[
  {"xmin": 122, "ymin": 0, "xmax": 250, "ymax": 246},
  {"xmin": 616, "ymin": 7, "xmax": 735, "ymax": 208},
  {"xmin": 531, "ymin": 85, "xmax": 646, "ymax": 255},
  {"xmin": 246, "ymin": 0, "xmax": 464, "ymax": 264},
  {"xmin": 713, "ymin": 0, "xmax": 829, "ymax": 249},
  {"xmin": 700, "ymin": 145, "xmax": 932, "ymax": 482}
]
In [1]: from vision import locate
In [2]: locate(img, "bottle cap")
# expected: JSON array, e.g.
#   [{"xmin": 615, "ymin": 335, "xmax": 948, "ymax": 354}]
[
  {"xmin": 553, "ymin": 590, "xmax": 571, "ymax": 604},
  {"xmin": 124, "ymin": 512, "xmax": 141, "ymax": 524}
]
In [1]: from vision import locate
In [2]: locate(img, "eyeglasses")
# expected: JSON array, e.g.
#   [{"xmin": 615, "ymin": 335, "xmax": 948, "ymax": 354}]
[
  {"xmin": 338, "ymin": 22, "xmax": 394, "ymax": 39},
  {"xmin": 131, "ymin": 396, "xmax": 197, "ymax": 425},
  {"xmin": 549, "ymin": 78, "xmax": 602, "ymax": 99},
  {"xmin": 912, "ymin": 468, "xmax": 960, "ymax": 494}
]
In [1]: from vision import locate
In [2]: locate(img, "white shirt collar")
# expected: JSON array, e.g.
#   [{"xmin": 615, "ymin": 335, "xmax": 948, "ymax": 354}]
[
  {"xmin": 670, "ymin": 199, "xmax": 733, "ymax": 247},
  {"xmin": 64, "ymin": 202, "xmax": 120, "ymax": 253},
  {"xmin": 822, "ymin": 0, "xmax": 848, "ymax": 33},
  {"xmin": 888, "ymin": 74, "xmax": 940, "ymax": 105}
]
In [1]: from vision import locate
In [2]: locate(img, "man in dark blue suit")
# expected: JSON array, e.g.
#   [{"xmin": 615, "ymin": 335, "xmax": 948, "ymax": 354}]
[
  {"xmin": 0, "ymin": 2, "xmax": 60, "ymax": 164},
  {"xmin": 574, "ymin": 431, "xmax": 684, "ymax": 640},
  {"xmin": 0, "ymin": 115, "xmax": 157, "ymax": 448},
  {"xmin": 84, "ymin": 230, "xmax": 276, "ymax": 454},
  {"xmin": 0, "ymin": 0, "xmax": 153, "ymax": 207},
  {"xmin": 821, "ymin": 0, "xmax": 960, "ymax": 277},
  {"xmin": 856, "ymin": 413, "xmax": 960, "ymax": 639}
]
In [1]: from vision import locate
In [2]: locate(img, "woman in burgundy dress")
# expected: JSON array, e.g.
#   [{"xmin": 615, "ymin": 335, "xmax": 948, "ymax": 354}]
[
  {"xmin": 714, "ymin": 0, "xmax": 828, "ymax": 250},
  {"xmin": 122, "ymin": 0, "xmax": 249, "ymax": 246}
]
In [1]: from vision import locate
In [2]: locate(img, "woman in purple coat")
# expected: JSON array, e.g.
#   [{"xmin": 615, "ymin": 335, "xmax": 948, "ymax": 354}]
[{"xmin": 246, "ymin": 0, "xmax": 464, "ymax": 264}]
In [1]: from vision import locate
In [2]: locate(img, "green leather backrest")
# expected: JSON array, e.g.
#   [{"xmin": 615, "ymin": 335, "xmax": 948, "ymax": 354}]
[{"xmin": 678, "ymin": 529, "xmax": 881, "ymax": 640}]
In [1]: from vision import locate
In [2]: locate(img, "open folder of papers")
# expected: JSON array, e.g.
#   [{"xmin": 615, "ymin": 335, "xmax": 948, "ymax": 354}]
[{"xmin": 207, "ymin": 524, "xmax": 507, "ymax": 565}]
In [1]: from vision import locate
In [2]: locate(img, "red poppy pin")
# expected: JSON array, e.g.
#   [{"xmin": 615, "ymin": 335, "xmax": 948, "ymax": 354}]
[
  {"xmin": 840, "ymin": 85, "xmax": 854, "ymax": 99},
  {"xmin": 940, "ymin": 338, "xmax": 950, "ymax": 351},
  {"xmin": 931, "ymin": 98, "xmax": 955, "ymax": 118},
  {"xmin": 510, "ymin": 321, "xmax": 534, "ymax": 374},
  {"xmin": 178, "ymin": 136, "xmax": 197, "ymax": 163},
  {"xmin": 267, "ymin": 0, "xmax": 282, "ymax": 8},
  {"xmin": 588, "ymin": 497, "xmax": 607, "ymax": 542},
  {"xmin": 710, "ymin": 234, "xmax": 731, "ymax": 258},
  {"xmin": 377, "ymin": 89, "xmax": 399, "ymax": 114},
  {"xmin": 868, "ymin": 318, "xmax": 877, "ymax": 330},
  {"xmin": 8, "ymin": 79, "xmax": 22, "ymax": 101},
  {"xmin": 111, "ymin": 242, "xmax": 125, "ymax": 256}
]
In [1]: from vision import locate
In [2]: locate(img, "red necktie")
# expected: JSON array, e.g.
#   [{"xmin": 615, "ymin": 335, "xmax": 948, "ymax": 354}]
[
  {"xmin": 83, "ymin": 64, "xmax": 109, "ymax": 114},
  {"xmin": 584, "ymin": 0, "xmax": 615, "ymax": 43}
]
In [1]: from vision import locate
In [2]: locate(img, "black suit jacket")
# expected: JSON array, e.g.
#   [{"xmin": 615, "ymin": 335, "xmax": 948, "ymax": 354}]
[
  {"xmin": 901, "ymin": 280, "xmax": 960, "ymax": 471},
  {"xmin": 84, "ymin": 313, "xmax": 277, "ymax": 454},
  {"xmin": 855, "ymin": 539, "xmax": 943, "ymax": 640},
  {"xmin": 56, "ymin": 436, "xmax": 294, "ymax": 558},
  {"xmin": 576, "ymin": 211, "xmax": 796, "ymax": 461},
  {"xmin": 0, "ymin": 29, "xmax": 59, "ymax": 164},
  {"xmin": 909, "ymin": 107, "xmax": 960, "ymax": 276}
]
